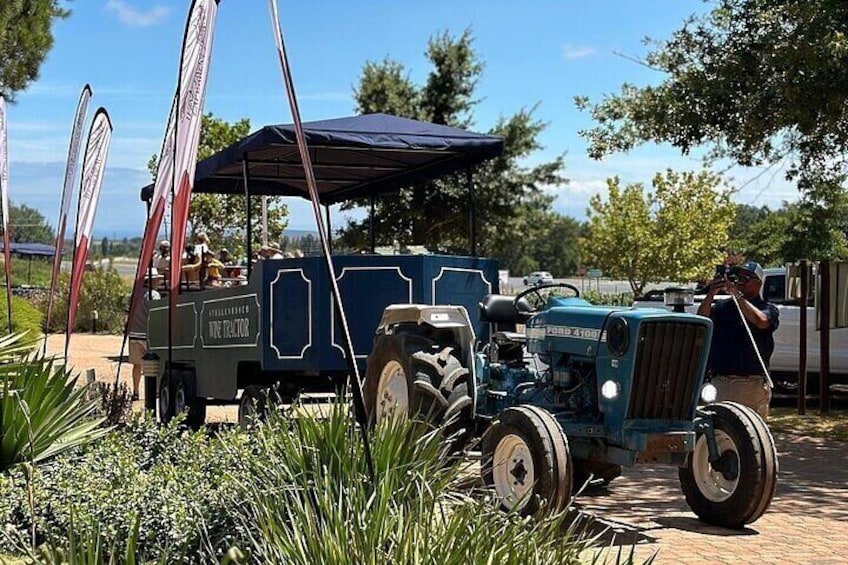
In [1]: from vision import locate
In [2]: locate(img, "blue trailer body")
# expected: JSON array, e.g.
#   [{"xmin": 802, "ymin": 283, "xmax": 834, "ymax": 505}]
[{"xmin": 148, "ymin": 254, "xmax": 498, "ymax": 401}]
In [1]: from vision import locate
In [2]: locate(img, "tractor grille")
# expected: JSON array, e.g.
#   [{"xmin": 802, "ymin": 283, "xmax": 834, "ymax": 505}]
[{"xmin": 627, "ymin": 321, "xmax": 708, "ymax": 420}]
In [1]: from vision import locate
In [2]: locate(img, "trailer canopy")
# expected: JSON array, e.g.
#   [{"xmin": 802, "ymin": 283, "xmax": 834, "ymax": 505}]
[
  {"xmin": 140, "ymin": 113, "xmax": 503, "ymax": 204},
  {"xmin": 0, "ymin": 242, "xmax": 57, "ymax": 257}
]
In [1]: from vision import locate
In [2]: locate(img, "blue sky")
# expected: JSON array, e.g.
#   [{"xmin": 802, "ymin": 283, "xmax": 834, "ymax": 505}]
[{"xmin": 6, "ymin": 0, "xmax": 796, "ymax": 239}]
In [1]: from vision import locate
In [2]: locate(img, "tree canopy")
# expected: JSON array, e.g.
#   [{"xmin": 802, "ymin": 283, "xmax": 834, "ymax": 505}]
[
  {"xmin": 147, "ymin": 113, "xmax": 289, "ymax": 259},
  {"xmin": 577, "ymin": 0, "xmax": 848, "ymax": 192},
  {"xmin": 0, "ymin": 1, "xmax": 70, "ymax": 101},
  {"xmin": 9, "ymin": 202, "xmax": 54, "ymax": 244},
  {"xmin": 584, "ymin": 170, "xmax": 735, "ymax": 294},
  {"xmin": 340, "ymin": 29, "xmax": 570, "ymax": 274}
]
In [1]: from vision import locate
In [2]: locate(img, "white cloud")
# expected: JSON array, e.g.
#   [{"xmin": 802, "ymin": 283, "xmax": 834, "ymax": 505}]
[
  {"xmin": 562, "ymin": 44, "xmax": 597, "ymax": 60},
  {"xmin": 105, "ymin": 0, "xmax": 170, "ymax": 27}
]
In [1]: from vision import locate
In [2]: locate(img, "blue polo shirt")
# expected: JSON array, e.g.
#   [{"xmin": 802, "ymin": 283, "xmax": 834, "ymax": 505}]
[{"xmin": 707, "ymin": 296, "xmax": 780, "ymax": 376}]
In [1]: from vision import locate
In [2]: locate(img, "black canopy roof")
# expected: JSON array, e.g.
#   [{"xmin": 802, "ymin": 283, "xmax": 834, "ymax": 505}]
[
  {"xmin": 140, "ymin": 113, "xmax": 503, "ymax": 205},
  {"xmin": 0, "ymin": 242, "xmax": 57, "ymax": 257}
]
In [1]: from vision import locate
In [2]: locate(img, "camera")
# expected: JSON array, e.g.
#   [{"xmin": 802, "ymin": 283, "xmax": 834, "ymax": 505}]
[{"xmin": 714, "ymin": 264, "xmax": 740, "ymax": 282}]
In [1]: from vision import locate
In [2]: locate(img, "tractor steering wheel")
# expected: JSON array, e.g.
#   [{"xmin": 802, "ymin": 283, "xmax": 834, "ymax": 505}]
[{"xmin": 514, "ymin": 282, "xmax": 581, "ymax": 314}]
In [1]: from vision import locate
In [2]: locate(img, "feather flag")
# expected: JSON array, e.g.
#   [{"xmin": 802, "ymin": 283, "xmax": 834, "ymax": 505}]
[
  {"xmin": 45, "ymin": 84, "xmax": 92, "ymax": 339},
  {"xmin": 65, "ymin": 108, "xmax": 112, "ymax": 357},
  {"xmin": 123, "ymin": 94, "xmax": 176, "ymax": 345},
  {"xmin": 0, "ymin": 96, "xmax": 12, "ymax": 333},
  {"xmin": 168, "ymin": 0, "xmax": 219, "ymax": 313}
]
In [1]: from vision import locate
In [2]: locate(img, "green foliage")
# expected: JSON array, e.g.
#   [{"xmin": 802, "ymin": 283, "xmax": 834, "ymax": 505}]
[
  {"xmin": 9, "ymin": 255, "xmax": 52, "ymax": 287},
  {"xmin": 342, "ymin": 30, "xmax": 568, "ymax": 272},
  {"xmin": 0, "ymin": 333, "xmax": 106, "ymax": 471},
  {"xmin": 48, "ymin": 267, "xmax": 131, "ymax": 334},
  {"xmin": 0, "ymin": 1, "xmax": 70, "ymax": 101},
  {"xmin": 581, "ymin": 290, "xmax": 634, "ymax": 307},
  {"xmin": 585, "ymin": 170, "xmax": 735, "ymax": 294},
  {"xmin": 147, "ymin": 114, "xmax": 289, "ymax": 260},
  {"xmin": 8, "ymin": 203, "xmax": 55, "ymax": 245},
  {"xmin": 0, "ymin": 405, "xmax": 621, "ymax": 563},
  {"xmin": 0, "ymin": 293, "xmax": 43, "ymax": 336},
  {"xmin": 576, "ymin": 0, "xmax": 848, "ymax": 202}
]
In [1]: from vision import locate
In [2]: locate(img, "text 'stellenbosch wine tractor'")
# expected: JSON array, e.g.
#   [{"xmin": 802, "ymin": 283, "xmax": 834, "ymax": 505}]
[{"xmin": 365, "ymin": 283, "xmax": 777, "ymax": 529}]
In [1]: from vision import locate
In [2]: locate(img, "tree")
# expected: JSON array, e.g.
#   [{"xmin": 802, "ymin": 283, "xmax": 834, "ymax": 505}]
[
  {"xmin": 584, "ymin": 170, "xmax": 735, "ymax": 294},
  {"xmin": 577, "ymin": 1, "xmax": 848, "ymax": 200},
  {"xmin": 340, "ymin": 30, "xmax": 567, "ymax": 271},
  {"xmin": 147, "ymin": 113, "xmax": 289, "ymax": 259},
  {"xmin": 0, "ymin": 1, "xmax": 70, "ymax": 101},
  {"xmin": 9, "ymin": 202, "xmax": 54, "ymax": 244}
]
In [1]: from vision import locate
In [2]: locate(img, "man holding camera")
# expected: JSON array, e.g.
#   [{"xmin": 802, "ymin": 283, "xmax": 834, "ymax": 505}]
[{"xmin": 697, "ymin": 261, "xmax": 779, "ymax": 419}]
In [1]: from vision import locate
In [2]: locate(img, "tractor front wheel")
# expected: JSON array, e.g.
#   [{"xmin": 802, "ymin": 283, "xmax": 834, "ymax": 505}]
[
  {"xmin": 481, "ymin": 405, "xmax": 572, "ymax": 515},
  {"xmin": 679, "ymin": 401, "xmax": 778, "ymax": 529},
  {"xmin": 238, "ymin": 385, "xmax": 271, "ymax": 428}
]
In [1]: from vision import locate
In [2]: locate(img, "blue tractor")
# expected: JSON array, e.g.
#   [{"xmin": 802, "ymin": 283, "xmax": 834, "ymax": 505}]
[{"xmin": 365, "ymin": 283, "xmax": 778, "ymax": 529}]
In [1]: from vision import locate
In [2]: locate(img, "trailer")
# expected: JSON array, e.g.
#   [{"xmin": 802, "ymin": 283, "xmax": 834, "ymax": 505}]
[{"xmin": 140, "ymin": 113, "xmax": 503, "ymax": 426}]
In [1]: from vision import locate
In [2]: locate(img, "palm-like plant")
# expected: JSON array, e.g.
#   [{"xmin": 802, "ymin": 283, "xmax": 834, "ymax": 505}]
[{"xmin": 0, "ymin": 332, "xmax": 106, "ymax": 470}]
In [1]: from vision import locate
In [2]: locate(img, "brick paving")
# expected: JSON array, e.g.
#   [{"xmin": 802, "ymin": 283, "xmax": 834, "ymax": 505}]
[{"xmin": 577, "ymin": 433, "xmax": 848, "ymax": 564}]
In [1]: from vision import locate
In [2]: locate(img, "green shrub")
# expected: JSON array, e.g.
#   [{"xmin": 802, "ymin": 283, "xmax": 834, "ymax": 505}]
[
  {"xmin": 0, "ymin": 293, "xmax": 44, "ymax": 336},
  {"xmin": 47, "ymin": 267, "xmax": 131, "ymax": 334},
  {"xmin": 582, "ymin": 290, "xmax": 634, "ymax": 306}
]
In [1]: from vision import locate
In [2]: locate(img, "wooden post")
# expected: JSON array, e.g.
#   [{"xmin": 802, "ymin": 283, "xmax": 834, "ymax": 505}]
[
  {"xmin": 798, "ymin": 260, "xmax": 808, "ymax": 415},
  {"xmin": 819, "ymin": 260, "xmax": 831, "ymax": 414}
]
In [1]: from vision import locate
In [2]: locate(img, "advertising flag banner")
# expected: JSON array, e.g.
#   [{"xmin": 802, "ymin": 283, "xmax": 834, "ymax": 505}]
[
  {"xmin": 124, "ymin": 94, "xmax": 176, "ymax": 345},
  {"xmin": 0, "ymin": 96, "xmax": 12, "ymax": 332},
  {"xmin": 66, "ymin": 108, "xmax": 112, "ymax": 355},
  {"xmin": 169, "ymin": 0, "xmax": 219, "ymax": 314},
  {"xmin": 46, "ymin": 84, "xmax": 92, "ymax": 338}
]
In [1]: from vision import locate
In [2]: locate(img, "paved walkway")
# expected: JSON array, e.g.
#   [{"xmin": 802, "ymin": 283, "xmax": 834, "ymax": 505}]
[{"xmin": 577, "ymin": 433, "xmax": 848, "ymax": 564}]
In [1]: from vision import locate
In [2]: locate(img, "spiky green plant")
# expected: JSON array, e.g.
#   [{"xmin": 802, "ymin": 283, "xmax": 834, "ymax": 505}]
[
  {"xmin": 217, "ymin": 401, "xmax": 620, "ymax": 564},
  {"xmin": 0, "ymin": 333, "xmax": 106, "ymax": 471}
]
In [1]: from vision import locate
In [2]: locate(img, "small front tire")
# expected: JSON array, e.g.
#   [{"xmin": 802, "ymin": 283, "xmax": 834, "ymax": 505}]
[{"xmin": 679, "ymin": 401, "xmax": 778, "ymax": 528}]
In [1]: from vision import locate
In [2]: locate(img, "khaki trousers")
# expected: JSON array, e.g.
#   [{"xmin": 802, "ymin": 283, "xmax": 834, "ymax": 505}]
[{"xmin": 711, "ymin": 374, "xmax": 771, "ymax": 421}]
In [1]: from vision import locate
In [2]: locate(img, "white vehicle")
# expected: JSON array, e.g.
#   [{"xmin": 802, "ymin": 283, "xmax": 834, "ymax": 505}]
[
  {"xmin": 632, "ymin": 267, "xmax": 848, "ymax": 391},
  {"xmin": 523, "ymin": 271, "xmax": 554, "ymax": 286}
]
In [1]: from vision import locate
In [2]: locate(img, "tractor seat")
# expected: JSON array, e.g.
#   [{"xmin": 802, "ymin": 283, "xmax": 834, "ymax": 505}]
[{"xmin": 479, "ymin": 294, "xmax": 533, "ymax": 331}]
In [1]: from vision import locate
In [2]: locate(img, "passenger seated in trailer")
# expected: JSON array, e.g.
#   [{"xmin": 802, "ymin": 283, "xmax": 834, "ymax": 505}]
[
  {"xmin": 259, "ymin": 245, "xmax": 284, "ymax": 260},
  {"xmin": 154, "ymin": 240, "xmax": 170, "ymax": 286},
  {"xmin": 181, "ymin": 244, "xmax": 202, "ymax": 288},
  {"xmin": 202, "ymin": 250, "xmax": 226, "ymax": 287}
]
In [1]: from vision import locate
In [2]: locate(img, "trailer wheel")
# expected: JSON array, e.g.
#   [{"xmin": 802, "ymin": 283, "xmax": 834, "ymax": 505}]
[
  {"xmin": 365, "ymin": 333, "xmax": 473, "ymax": 454},
  {"xmin": 173, "ymin": 372, "xmax": 206, "ymax": 429},
  {"xmin": 679, "ymin": 402, "xmax": 778, "ymax": 529},
  {"xmin": 481, "ymin": 405, "xmax": 572, "ymax": 515},
  {"xmin": 157, "ymin": 370, "xmax": 174, "ymax": 424},
  {"xmin": 238, "ymin": 385, "xmax": 269, "ymax": 428}
]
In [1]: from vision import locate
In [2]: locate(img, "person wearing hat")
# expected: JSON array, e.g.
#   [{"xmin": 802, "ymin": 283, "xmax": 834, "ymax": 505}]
[
  {"xmin": 128, "ymin": 277, "xmax": 160, "ymax": 401},
  {"xmin": 154, "ymin": 240, "xmax": 171, "ymax": 280},
  {"xmin": 697, "ymin": 260, "xmax": 780, "ymax": 419}
]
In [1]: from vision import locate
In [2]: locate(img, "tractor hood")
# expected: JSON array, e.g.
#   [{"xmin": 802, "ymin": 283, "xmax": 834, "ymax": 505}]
[{"xmin": 526, "ymin": 301, "xmax": 708, "ymax": 359}]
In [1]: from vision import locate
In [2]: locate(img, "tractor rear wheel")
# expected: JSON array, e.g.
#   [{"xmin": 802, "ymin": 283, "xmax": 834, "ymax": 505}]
[
  {"xmin": 365, "ymin": 332, "xmax": 474, "ymax": 454},
  {"xmin": 679, "ymin": 402, "xmax": 778, "ymax": 529},
  {"xmin": 481, "ymin": 405, "xmax": 572, "ymax": 515}
]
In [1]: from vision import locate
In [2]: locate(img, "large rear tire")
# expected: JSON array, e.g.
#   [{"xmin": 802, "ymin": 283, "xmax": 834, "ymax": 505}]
[
  {"xmin": 679, "ymin": 401, "xmax": 778, "ymax": 529},
  {"xmin": 157, "ymin": 370, "xmax": 174, "ymax": 424},
  {"xmin": 365, "ymin": 332, "xmax": 474, "ymax": 454},
  {"xmin": 481, "ymin": 405, "xmax": 572, "ymax": 515},
  {"xmin": 173, "ymin": 371, "xmax": 206, "ymax": 429}
]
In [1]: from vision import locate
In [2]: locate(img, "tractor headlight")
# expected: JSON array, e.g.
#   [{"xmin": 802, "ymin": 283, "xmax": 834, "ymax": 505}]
[
  {"xmin": 606, "ymin": 317, "xmax": 629, "ymax": 356},
  {"xmin": 601, "ymin": 379, "xmax": 620, "ymax": 400},
  {"xmin": 700, "ymin": 382, "xmax": 718, "ymax": 404}
]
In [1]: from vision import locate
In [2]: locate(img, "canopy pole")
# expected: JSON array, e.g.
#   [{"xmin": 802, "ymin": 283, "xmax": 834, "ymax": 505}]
[
  {"xmin": 261, "ymin": 195, "xmax": 268, "ymax": 247},
  {"xmin": 369, "ymin": 194, "xmax": 375, "ymax": 253},
  {"xmin": 325, "ymin": 204, "xmax": 332, "ymax": 254},
  {"xmin": 243, "ymin": 159, "xmax": 252, "ymax": 278},
  {"xmin": 466, "ymin": 168, "xmax": 476, "ymax": 256}
]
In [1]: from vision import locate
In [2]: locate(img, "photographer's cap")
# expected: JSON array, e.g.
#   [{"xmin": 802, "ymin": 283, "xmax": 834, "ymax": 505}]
[{"xmin": 738, "ymin": 260, "xmax": 764, "ymax": 281}]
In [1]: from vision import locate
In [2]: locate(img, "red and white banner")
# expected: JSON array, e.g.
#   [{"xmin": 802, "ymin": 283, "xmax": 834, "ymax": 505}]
[
  {"xmin": 46, "ymin": 84, "xmax": 92, "ymax": 336},
  {"xmin": 169, "ymin": 0, "xmax": 219, "ymax": 311},
  {"xmin": 0, "ymin": 96, "xmax": 12, "ymax": 332},
  {"xmin": 124, "ymin": 94, "xmax": 176, "ymax": 339},
  {"xmin": 66, "ymin": 108, "xmax": 112, "ymax": 354}
]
